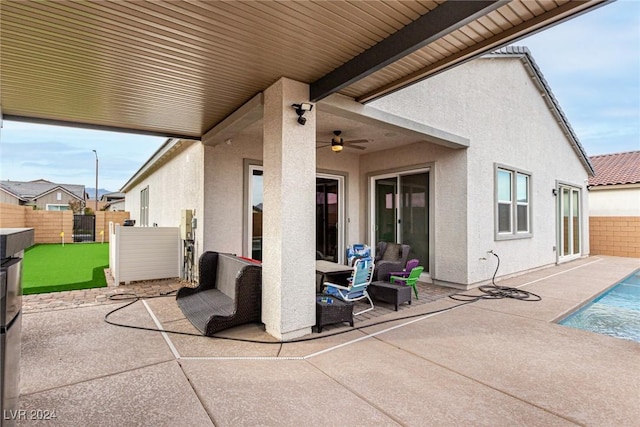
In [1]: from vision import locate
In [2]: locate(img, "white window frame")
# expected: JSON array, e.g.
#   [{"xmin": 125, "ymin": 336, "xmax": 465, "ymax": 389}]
[
  {"xmin": 140, "ymin": 186, "xmax": 149, "ymax": 227},
  {"xmin": 495, "ymin": 164, "xmax": 532, "ymax": 240},
  {"xmin": 45, "ymin": 204, "xmax": 70, "ymax": 211}
]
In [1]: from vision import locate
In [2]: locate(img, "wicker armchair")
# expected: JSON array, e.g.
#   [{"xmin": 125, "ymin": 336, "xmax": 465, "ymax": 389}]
[
  {"xmin": 176, "ymin": 251, "xmax": 262, "ymax": 336},
  {"xmin": 374, "ymin": 242, "xmax": 410, "ymax": 281}
]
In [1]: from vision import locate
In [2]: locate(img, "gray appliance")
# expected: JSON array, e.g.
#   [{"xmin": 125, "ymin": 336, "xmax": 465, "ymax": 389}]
[{"xmin": 1, "ymin": 228, "xmax": 34, "ymax": 427}]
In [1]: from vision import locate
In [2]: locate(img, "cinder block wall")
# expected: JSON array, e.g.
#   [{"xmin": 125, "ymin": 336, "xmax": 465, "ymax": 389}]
[
  {"xmin": 589, "ymin": 216, "xmax": 640, "ymax": 258},
  {"xmin": 95, "ymin": 211, "xmax": 131, "ymax": 240},
  {"xmin": 0, "ymin": 203, "xmax": 130, "ymax": 244},
  {"xmin": 26, "ymin": 209, "xmax": 73, "ymax": 243},
  {"xmin": 0, "ymin": 203, "xmax": 28, "ymax": 227}
]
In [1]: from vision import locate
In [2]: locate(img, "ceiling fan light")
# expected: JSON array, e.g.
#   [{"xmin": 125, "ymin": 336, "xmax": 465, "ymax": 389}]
[{"xmin": 331, "ymin": 140, "xmax": 343, "ymax": 152}]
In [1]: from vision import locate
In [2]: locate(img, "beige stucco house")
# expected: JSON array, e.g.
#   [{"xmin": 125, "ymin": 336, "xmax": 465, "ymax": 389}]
[{"xmin": 121, "ymin": 47, "xmax": 594, "ymax": 335}]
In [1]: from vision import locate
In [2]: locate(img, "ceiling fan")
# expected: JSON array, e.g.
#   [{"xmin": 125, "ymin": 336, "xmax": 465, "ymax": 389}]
[{"xmin": 316, "ymin": 130, "xmax": 370, "ymax": 153}]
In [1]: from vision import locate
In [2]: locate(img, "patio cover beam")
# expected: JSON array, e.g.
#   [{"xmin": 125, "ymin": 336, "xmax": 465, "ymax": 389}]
[
  {"xmin": 355, "ymin": 0, "xmax": 613, "ymax": 103},
  {"xmin": 309, "ymin": 0, "xmax": 508, "ymax": 102}
]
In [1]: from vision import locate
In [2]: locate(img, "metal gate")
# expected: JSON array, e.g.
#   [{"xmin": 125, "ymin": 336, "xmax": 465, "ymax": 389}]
[{"xmin": 73, "ymin": 215, "xmax": 95, "ymax": 242}]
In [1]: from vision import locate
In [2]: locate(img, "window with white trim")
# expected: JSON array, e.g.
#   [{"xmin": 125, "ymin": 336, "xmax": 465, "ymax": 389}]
[
  {"xmin": 495, "ymin": 165, "xmax": 531, "ymax": 239},
  {"xmin": 140, "ymin": 186, "xmax": 149, "ymax": 226},
  {"xmin": 46, "ymin": 204, "xmax": 70, "ymax": 211}
]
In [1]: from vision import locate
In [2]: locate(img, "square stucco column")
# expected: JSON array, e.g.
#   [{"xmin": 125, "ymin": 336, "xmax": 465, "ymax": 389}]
[{"xmin": 262, "ymin": 78, "xmax": 316, "ymax": 340}]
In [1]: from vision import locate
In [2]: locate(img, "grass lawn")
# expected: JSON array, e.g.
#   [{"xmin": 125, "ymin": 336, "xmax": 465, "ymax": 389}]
[{"xmin": 23, "ymin": 243, "xmax": 109, "ymax": 294}]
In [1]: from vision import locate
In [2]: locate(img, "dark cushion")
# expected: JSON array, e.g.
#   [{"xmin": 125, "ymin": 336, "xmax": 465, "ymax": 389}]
[{"xmin": 382, "ymin": 243, "xmax": 401, "ymax": 261}]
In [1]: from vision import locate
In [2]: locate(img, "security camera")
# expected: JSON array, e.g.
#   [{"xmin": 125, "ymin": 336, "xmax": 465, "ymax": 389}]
[{"xmin": 292, "ymin": 103, "xmax": 314, "ymax": 125}]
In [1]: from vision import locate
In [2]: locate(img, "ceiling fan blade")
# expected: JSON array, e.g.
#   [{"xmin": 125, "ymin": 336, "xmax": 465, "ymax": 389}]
[
  {"xmin": 344, "ymin": 144, "xmax": 367, "ymax": 150},
  {"xmin": 316, "ymin": 144, "xmax": 330, "ymax": 149},
  {"xmin": 344, "ymin": 139, "xmax": 369, "ymax": 144}
]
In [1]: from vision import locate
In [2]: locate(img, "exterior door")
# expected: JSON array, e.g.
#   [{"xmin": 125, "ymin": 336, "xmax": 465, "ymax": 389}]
[
  {"xmin": 372, "ymin": 170, "xmax": 429, "ymax": 272},
  {"xmin": 316, "ymin": 178, "xmax": 340, "ymax": 262},
  {"xmin": 559, "ymin": 185, "xmax": 581, "ymax": 260},
  {"xmin": 375, "ymin": 178, "xmax": 397, "ymax": 244},
  {"xmin": 247, "ymin": 166, "xmax": 344, "ymax": 263}
]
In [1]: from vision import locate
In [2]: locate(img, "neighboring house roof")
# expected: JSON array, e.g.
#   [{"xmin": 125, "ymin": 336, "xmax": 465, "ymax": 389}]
[
  {"xmin": 0, "ymin": 184, "xmax": 26, "ymax": 202},
  {"xmin": 486, "ymin": 46, "xmax": 595, "ymax": 177},
  {"xmin": 100, "ymin": 192, "xmax": 125, "ymax": 202},
  {"xmin": 0, "ymin": 180, "xmax": 86, "ymax": 202},
  {"xmin": 588, "ymin": 151, "xmax": 640, "ymax": 187}
]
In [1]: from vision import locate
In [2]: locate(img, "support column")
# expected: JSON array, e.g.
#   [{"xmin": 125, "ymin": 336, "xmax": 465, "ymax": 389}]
[{"xmin": 262, "ymin": 78, "xmax": 316, "ymax": 340}]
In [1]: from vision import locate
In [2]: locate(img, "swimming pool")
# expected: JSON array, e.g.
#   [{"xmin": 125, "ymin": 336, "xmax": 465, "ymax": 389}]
[{"xmin": 559, "ymin": 268, "xmax": 640, "ymax": 343}]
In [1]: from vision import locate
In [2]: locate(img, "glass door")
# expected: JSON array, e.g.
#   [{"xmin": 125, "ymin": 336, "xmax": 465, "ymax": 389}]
[
  {"xmin": 400, "ymin": 172, "xmax": 429, "ymax": 267},
  {"xmin": 559, "ymin": 186, "xmax": 581, "ymax": 260},
  {"xmin": 372, "ymin": 170, "xmax": 429, "ymax": 272},
  {"xmin": 247, "ymin": 167, "xmax": 344, "ymax": 263},
  {"xmin": 316, "ymin": 178, "xmax": 340, "ymax": 262},
  {"xmin": 375, "ymin": 178, "xmax": 397, "ymax": 244}
]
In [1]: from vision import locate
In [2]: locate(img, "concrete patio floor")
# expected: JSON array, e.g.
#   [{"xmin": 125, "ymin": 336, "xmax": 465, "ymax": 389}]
[{"xmin": 16, "ymin": 255, "xmax": 640, "ymax": 426}]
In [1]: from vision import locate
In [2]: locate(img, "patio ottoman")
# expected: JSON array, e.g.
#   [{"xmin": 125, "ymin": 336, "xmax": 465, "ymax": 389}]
[
  {"xmin": 315, "ymin": 295, "xmax": 353, "ymax": 332},
  {"xmin": 368, "ymin": 281, "xmax": 412, "ymax": 311}
]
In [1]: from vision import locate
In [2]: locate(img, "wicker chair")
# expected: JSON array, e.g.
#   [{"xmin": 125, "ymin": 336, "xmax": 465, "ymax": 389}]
[
  {"xmin": 374, "ymin": 242, "xmax": 410, "ymax": 281},
  {"xmin": 176, "ymin": 251, "xmax": 262, "ymax": 336}
]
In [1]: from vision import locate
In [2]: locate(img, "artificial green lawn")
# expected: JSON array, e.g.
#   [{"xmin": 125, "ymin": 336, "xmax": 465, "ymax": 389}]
[{"xmin": 22, "ymin": 243, "xmax": 109, "ymax": 294}]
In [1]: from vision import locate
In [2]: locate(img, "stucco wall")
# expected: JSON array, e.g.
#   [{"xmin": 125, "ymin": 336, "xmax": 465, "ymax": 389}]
[
  {"xmin": 124, "ymin": 140, "xmax": 205, "ymax": 259},
  {"xmin": 202, "ymin": 126, "xmax": 361, "ymax": 258},
  {"xmin": 589, "ymin": 186, "xmax": 640, "ymax": 216},
  {"xmin": 358, "ymin": 142, "xmax": 469, "ymax": 285},
  {"xmin": 370, "ymin": 56, "xmax": 590, "ymax": 285}
]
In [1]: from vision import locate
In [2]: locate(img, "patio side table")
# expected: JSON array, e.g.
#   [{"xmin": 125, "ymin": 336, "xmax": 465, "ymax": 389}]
[
  {"xmin": 368, "ymin": 281, "xmax": 412, "ymax": 311},
  {"xmin": 315, "ymin": 295, "xmax": 353, "ymax": 332}
]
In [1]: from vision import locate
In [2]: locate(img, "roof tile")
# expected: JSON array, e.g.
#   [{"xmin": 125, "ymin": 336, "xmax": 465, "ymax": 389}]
[{"xmin": 588, "ymin": 151, "xmax": 640, "ymax": 186}]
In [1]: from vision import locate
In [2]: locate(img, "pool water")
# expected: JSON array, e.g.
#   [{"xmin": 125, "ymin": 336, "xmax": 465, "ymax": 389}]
[{"xmin": 559, "ymin": 269, "xmax": 640, "ymax": 343}]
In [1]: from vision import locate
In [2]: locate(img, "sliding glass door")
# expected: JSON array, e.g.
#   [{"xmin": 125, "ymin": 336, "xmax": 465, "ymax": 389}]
[{"xmin": 372, "ymin": 169, "xmax": 430, "ymax": 272}]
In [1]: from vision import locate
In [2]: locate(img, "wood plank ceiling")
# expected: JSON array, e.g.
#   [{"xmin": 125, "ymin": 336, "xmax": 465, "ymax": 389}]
[{"xmin": 1, "ymin": 0, "xmax": 608, "ymax": 139}]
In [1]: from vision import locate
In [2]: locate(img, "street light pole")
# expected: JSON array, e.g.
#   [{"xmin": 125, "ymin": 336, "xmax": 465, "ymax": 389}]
[{"xmin": 92, "ymin": 150, "xmax": 98, "ymax": 213}]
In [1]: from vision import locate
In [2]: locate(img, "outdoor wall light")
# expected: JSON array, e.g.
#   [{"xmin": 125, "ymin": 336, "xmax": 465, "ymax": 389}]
[
  {"xmin": 552, "ymin": 188, "xmax": 558, "ymax": 196},
  {"xmin": 292, "ymin": 102, "xmax": 313, "ymax": 125}
]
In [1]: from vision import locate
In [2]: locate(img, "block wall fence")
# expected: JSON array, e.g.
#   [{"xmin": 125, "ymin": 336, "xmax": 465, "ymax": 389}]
[
  {"xmin": 589, "ymin": 216, "xmax": 640, "ymax": 258},
  {"xmin": 0, "ymin": 203, "xmax": 129, "ymax": 244}
]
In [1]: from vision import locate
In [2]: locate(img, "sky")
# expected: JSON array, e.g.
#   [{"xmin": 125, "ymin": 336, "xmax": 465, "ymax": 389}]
[{"xmin": 1, "ymin": 0, "xmax": 638, "ymax": 192}]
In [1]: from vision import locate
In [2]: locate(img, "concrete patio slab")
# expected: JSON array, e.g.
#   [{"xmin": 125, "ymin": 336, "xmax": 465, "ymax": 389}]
[
  {"xmin": 18, "ymin": 361, "xmax": 213, "ymax": 427},
  {"xmin": 307, "ymin": 337, "xmax": 573, "ymax": 426},
  {"xmin": 20, "ymin": 303, "xmax": 173, "ymax": 395},
  {"xmin": 372, "ymin": 306, "xmax": 640, "ymax": 426},
  {"xmin": 179, "ymin": 359, "xmax": 398, "ymax": 426},
  {"xmin": 15, "ymin": 255, "xmax": 640, "ymax": 426}
]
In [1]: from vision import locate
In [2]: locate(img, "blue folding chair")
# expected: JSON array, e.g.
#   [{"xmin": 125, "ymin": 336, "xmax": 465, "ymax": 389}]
[{"xmin": 323, "ymin": 258, "xmax": 376, "ymax": 315}]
